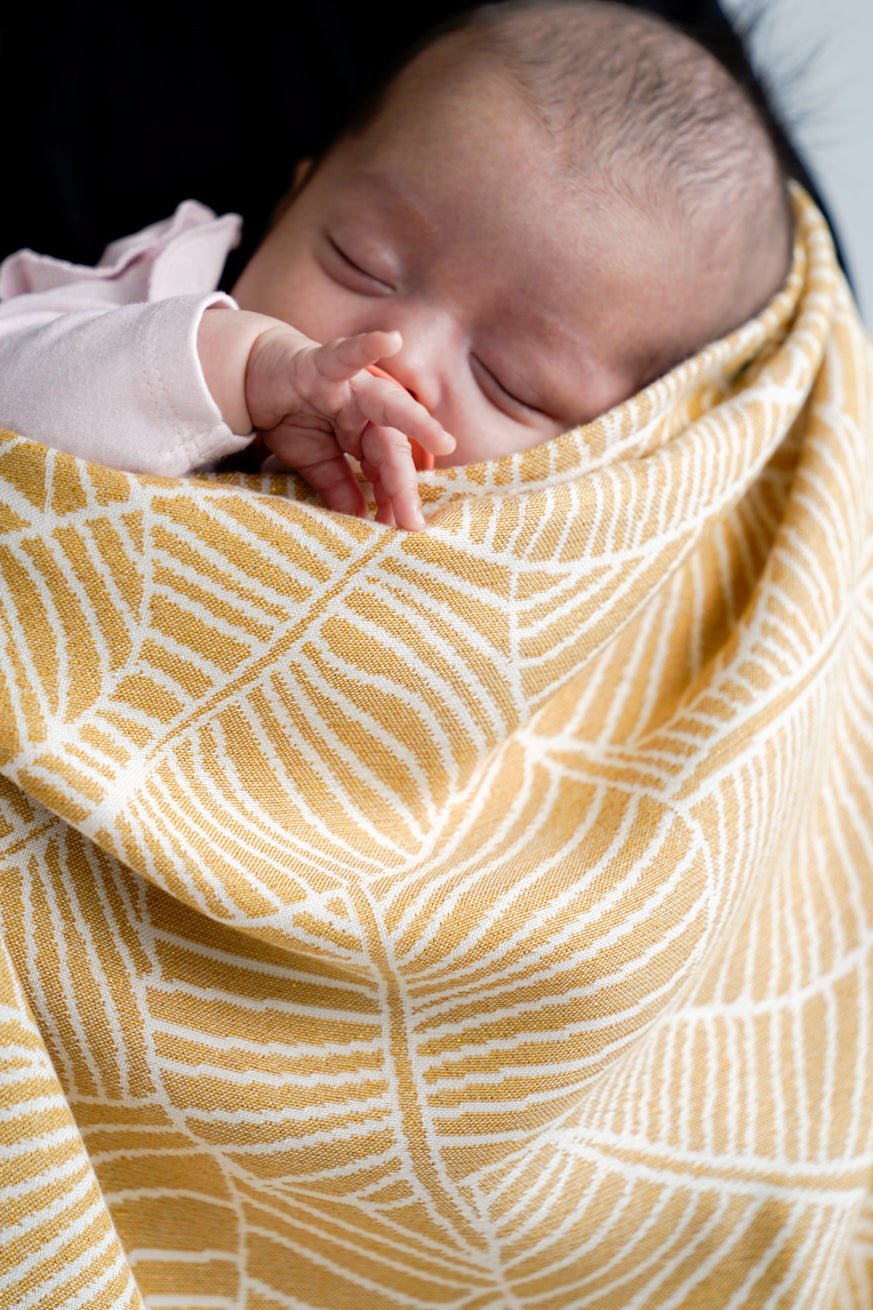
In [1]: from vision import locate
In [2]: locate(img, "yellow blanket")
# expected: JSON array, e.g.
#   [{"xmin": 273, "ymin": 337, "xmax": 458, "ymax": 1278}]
[{"xmin": 1, "ymin": 188, "xmax": 872, "ymax": 1309}]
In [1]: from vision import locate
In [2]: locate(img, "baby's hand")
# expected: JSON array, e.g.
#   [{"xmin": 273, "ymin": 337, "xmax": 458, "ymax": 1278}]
[{"xmin": 246, "ymin": 326, "xmax": 454, "ymax": 531}]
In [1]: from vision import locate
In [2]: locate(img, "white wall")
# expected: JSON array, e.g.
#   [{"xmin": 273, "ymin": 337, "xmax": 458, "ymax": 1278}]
[{"xmin": 721, "ymin": 0, "xmax": 873, "ymax": 325}]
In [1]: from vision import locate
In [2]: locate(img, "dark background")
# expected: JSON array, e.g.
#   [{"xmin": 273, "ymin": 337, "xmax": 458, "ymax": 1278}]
[{"xmin": 0, "ymin": 0, "xmax": 842, "ymax": 285}]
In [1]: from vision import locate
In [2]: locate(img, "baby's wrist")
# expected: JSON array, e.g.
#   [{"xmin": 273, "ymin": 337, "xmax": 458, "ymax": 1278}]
[{"xmin": 197, "ymin": 306, "xmax": 272, "ymax": 435}]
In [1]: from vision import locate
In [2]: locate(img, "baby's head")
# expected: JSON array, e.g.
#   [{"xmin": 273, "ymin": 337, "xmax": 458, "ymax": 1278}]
[{"xmin": 233, "ymin": 0, "xmax": 792, "ymax": 466}]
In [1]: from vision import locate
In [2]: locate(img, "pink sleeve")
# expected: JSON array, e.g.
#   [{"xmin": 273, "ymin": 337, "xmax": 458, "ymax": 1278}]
[
  {"xmin": 0, "ymin": 202, "xmax": 251, "ymax": 475},
  {"xmin": 0, "ymin": 293, "xmax": 252, "ymax": 476}
]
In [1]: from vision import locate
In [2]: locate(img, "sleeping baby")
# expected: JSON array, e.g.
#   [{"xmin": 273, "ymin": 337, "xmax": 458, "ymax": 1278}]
[{"xmin": 0, "ymin": 0, "xmax": 792, "ymax": 531}]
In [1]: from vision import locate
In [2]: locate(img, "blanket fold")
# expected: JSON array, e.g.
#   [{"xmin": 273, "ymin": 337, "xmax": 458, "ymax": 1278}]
[{"xmin": 1, "ymin": 187, "xmax": 872, "ymax": 1309}]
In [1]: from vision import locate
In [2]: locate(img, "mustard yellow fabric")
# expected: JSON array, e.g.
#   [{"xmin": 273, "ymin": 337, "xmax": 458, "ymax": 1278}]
[{"xmin": 1, "ymin": 189, "xmax": 873, "ymax": 1309}]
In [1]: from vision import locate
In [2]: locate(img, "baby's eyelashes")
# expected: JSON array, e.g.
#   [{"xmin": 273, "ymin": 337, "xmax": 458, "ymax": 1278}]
[
  {"xmin": 325, "ymin": 235, "xmax": 395, "ymax": 293},
  {"xmin": 470, "ymin": 354, "xmax": 546, "ymax": 421}
]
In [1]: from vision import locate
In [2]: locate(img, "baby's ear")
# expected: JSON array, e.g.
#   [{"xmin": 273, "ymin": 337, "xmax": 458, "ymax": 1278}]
[{"xmin": 292, "ymin": 158, "xmax": 314, "ymax": 192}]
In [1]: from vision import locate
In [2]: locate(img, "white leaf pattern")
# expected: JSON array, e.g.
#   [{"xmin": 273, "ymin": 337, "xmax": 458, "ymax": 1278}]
[{"xmin": 0, "ymin": 190, "xmax": 872, "ymax": 1307}]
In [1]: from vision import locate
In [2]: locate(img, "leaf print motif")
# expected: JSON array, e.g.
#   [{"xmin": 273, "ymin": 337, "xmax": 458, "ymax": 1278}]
[{"xmin": 1, "ymin": 190, "xmax": 873, "ymax": 1306}]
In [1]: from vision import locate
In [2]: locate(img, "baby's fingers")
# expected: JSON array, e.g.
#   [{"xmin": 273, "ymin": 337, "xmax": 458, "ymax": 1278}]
[
  {"xmin": 361, "ymin": 425, "xmax": 427, "ymax": 533},
  {"xmin": 263, "ymin": 422, "xmax": 367, "ymax": 520},
  {"xmin": 355, "ymin": 382, "xmax": 455, "ymax": 461},
  {"xmin": 311, "ymin": 331, "xmax": 403, "ymax": 383}
]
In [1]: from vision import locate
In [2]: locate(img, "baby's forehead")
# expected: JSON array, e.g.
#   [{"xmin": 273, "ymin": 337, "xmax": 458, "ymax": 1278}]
[
  {"xmin": 340, "ymin": 34, "xmax": 673, "ymax": 258},
  {"xmin": 355, "ymin": 31, "xmax": 553, "ymax": 162}
]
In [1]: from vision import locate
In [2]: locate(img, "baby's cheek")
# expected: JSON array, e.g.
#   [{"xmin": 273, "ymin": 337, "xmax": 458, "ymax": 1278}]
[
  {"xmin": 243, "ymin": 266, "xmax": 363, "ymax": 346},
  {"xmin": 440, "ymin": 410, "xmax": 543, "ymax": 468}
]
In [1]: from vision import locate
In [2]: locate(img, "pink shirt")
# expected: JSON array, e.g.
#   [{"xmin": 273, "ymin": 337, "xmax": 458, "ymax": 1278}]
[{"xmin": 0, "ymin": 201, "xmax": 253, "ymax": 476}]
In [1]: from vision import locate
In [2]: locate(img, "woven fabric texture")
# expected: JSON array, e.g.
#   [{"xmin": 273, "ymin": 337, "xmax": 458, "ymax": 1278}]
[{"xmin": 1, "ymin": 189, "xmax": 872, "ymax": 1308}]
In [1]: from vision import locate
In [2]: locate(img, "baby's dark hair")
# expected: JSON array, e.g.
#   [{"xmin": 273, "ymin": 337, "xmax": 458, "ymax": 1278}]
[{"xmin": 461, "ymin": 3, "xmax": 789, "ymax": 224}]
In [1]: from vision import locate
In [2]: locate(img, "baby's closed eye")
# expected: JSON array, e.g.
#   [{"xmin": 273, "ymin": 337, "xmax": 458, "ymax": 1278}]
[
  {"xmin": 324, "ymin": 234, "xmax": 395, "ymax": 293},
  {"xmin": 470, "ymin": 354, "xmax": 548, "ymax": 420}
]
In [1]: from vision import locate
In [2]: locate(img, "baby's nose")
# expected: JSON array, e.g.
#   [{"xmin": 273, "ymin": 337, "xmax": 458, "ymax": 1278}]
[
  {"xmin": 368, "ymin": 363, "xmax": 419, "ymax": 403},
  {"xmin": 376, "ymin": 313, "xmax": 448, "ymax": 415},
  {"xmin": 381, "ymin": 352, "xmax": 427, "ymax": 408}
]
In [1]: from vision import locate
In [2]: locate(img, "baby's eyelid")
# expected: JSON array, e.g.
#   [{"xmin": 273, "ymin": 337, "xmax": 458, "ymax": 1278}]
[
  {"xmin": 472, "ymin": 354, "xmax": 542, "ymax": 416},
  {"xmin": 327, "ymin": 235, "xmax": 394, "ymax": 290}
]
